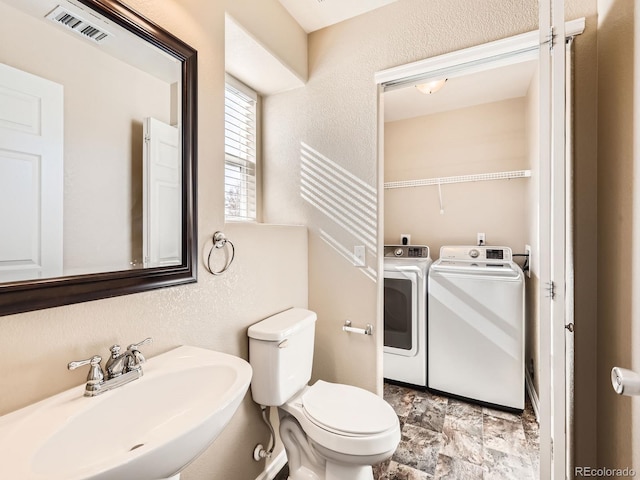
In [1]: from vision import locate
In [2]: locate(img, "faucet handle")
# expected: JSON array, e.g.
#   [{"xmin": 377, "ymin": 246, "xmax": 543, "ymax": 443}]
[
  {"xmin": 127, "ymin": 337, "xmax": 152, "ymax": 351},
  {"xmin": 68, "ymin": 355, "xmax": 102, "ymax": 371},
  {"xmin": 125, "ymin": 337, "xmax": 152, "ymax": 371},
  {"xmin": 68, "ymin": 355, "xmax": 104, "ymax": 387}
]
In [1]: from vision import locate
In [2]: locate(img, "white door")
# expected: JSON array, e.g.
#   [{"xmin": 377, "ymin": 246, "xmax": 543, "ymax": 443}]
[
  {"xmin": 142, "ymin": 117, "xmax": 181, "ymax": 267},
  {"xmin": 0, "ymin": 63, "xmax": 63, "ymax": 282},
  {"xmin": 539, "ymin": 0, "xmax": 569, "ymax": 477}
]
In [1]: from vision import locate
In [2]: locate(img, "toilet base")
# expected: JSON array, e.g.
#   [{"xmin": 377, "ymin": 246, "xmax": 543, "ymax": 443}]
[
  {"xmin": 325, "ymin": 462, "xmax": 373, "ymax": 480},
  {"xmin": 286, "ymin": 462, "xmax": 373, "ymax": 480},
  {"xmin": 286, "ymin": 465, "xmax": 321, "ymax": 480},
  {"xmin": 280, "ymin": 412, "xmax": 387, "ymax": 480}
]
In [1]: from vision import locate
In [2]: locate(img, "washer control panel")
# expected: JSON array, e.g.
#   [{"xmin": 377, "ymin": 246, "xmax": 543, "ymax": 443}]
[
  {"xmin": 439, "ymin": 245, "xmax": 512, "ymax": 262},
  {"xmin": 384, "ymin": 245, "xmax": 430, "ymax": 258}
]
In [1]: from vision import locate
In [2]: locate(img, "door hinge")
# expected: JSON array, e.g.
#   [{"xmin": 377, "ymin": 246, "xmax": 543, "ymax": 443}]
[
  {"xmin": 542, "ymin": 26, "xmax": 556, "ymax": 51},
  {"xmin": 545, "ymin": 281, "xmax": 556, "ymax": 299}
]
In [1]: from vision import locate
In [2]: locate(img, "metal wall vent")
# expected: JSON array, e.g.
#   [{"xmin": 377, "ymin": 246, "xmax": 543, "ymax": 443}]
[{"xmin": 45, "ymin": 6, "xmax": 111, "ymax": 43}]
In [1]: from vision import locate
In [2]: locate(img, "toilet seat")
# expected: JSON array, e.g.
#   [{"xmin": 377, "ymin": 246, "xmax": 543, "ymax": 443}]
[
  {"xmin": 301, "ymin": 380, "xmax": 397, "ymax": 436},
  {"xmin": 281, "ymin": 381, "xmax": 400, "ymax": 457}
]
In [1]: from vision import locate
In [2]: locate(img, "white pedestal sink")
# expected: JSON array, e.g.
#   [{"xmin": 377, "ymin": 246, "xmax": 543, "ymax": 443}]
[{"xmin": 0, "ymin": 346, "xmax": 252, "ymax": 480}]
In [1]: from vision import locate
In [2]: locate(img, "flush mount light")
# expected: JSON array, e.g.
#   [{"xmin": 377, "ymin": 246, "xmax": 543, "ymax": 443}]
[{"xmin": 415, "ymin": 78, "xmax": 447, "ymax": 94}]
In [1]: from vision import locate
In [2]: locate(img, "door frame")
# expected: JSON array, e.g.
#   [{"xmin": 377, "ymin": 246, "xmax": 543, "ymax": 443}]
[{"xmin": 375, "ymin": 17, "xmax": 584, "ymax": 479}]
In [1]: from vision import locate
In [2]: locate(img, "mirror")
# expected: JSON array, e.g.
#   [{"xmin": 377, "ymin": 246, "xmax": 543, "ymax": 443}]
[{"xmin": 0, "ymin": 0, "xmax": 197, "ymax": 315}]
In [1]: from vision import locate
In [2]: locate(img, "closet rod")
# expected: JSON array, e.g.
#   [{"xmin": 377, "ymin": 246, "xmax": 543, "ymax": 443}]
[{"xmin": 384, "ymin": 169, "xmax": 531, "ymax": 190}]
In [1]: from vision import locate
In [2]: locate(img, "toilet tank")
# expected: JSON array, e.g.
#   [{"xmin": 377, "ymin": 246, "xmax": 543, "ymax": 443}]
[{"xmin": 247, "ymin": 308, "xmax": 316, "ymax": 406}]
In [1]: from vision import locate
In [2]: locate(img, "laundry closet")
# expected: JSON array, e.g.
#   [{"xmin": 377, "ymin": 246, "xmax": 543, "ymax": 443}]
[
  {"xmin": 382, "ymin": 57, "xmax": 540, "ymax": 407},
  {"xmin": 383, "ymin": 59, "xmax": 539, "ymax": 259}
]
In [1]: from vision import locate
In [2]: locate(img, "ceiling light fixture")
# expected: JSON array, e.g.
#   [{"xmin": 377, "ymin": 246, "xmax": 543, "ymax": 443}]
[{"xmin": 415, "ymin": 78, "xmax": 447, "ymax": 94}]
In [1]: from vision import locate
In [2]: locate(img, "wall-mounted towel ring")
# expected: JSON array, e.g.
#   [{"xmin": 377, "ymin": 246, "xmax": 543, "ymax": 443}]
[{"xmin": 206, "ymin": 231, "xmax": 235, "ymax": 275}]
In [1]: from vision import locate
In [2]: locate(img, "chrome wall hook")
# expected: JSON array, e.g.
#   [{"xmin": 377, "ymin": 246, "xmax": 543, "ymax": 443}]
[{"xmin": 206, "ymin": 231, "xmax": 235, "ymax": 275}]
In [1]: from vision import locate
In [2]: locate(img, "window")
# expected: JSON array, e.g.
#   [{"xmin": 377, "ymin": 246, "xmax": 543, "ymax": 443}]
[{"xmin": 224, "ymin": 76, "xmax": 258, "ymax": 221}]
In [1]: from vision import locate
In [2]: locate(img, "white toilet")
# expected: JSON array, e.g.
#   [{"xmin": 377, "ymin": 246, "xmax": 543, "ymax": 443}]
[{"xmin": 247, "ymin": 308, "xmax": 400, "ymax": 480}]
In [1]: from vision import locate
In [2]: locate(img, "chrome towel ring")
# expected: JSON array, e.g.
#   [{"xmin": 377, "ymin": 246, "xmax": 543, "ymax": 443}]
[{"xmin": 206, "ymin": 231, "xmax": 235, "ymax": 275}]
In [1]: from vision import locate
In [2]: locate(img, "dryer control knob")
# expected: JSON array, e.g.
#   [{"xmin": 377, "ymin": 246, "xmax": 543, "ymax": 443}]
[
  {"xmin": 394, "ymin": 248, "xmax": 403, "ymax": 257},
  {"xmin": 469, "ymin": 249, "xmax": 480, "ymax": 258}
]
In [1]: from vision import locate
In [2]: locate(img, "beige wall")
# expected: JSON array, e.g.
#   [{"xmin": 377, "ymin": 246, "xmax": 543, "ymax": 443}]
[
  {"xmin": 597, "ymin": 0, "xmax": 640, "ymax": 471},
  {"xmin": 384, "ymin": 97, "xmax": 530, "ymax": 255},
  {"xmin": 0, "ymin": 0, "xmax": 308, "ymax": 478},
  {"xmin": 0, "ymin": 2, "xmax": 172, "ymax": 273}
]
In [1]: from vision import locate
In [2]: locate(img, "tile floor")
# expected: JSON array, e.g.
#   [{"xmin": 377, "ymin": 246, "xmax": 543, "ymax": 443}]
[{"xmin": 374, "ymin": 383, "xmax": 540, "ymax": 480}]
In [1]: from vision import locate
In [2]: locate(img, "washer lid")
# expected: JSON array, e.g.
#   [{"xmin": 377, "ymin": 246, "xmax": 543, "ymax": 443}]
[
  {"xmin": 301, "ymin": 381, "xmax": 397, "ymax": 435},
  {"xmin": 431, "ymin": 260, "xmax": 521, "ymax": 278}
]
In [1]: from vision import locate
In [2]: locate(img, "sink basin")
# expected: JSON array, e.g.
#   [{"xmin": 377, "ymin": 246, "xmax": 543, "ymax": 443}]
[{"xmin": 0, "ymin": 345, "xmax": 252, "ymax": 480}]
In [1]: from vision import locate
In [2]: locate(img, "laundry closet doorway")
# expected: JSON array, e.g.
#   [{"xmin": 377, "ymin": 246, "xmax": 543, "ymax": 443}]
[{"xmin": 375, "ymin": 17, "xmax": 584, "ymax": 480}]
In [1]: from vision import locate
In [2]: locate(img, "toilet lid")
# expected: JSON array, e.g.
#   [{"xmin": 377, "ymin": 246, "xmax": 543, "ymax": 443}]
[{"xmin": 301, "ymin": 381, "xmax": 397, "ymax": 435}]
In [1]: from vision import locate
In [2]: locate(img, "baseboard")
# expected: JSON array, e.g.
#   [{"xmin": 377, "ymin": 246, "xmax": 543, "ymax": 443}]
[
  {"xmin": 525, "ymin": 369, "xmax": 540, "ymax": 423},
  {"xmin": 255, "ymin": 450, "xmax": 287, "ymax": 480}
]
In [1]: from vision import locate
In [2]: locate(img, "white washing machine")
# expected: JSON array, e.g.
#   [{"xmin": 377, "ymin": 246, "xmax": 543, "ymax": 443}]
[
  {"xmin": 383, "ymin": 245, "xmax": 431, "ymax": 387},
  {"xmin": 428, "ymin": 245, "xmax": 525, "ymax": 410}
]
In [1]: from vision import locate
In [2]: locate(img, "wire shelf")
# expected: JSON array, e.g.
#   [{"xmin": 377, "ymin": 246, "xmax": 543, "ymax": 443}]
[{"xmin": 384, "ymin": 169, "xmax": 532, "ymax": 190}]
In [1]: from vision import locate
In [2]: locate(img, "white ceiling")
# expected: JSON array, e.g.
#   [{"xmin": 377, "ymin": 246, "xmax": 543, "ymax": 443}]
[
  {"xmin": 384, "ymin": 59, "xmax": 539, "ymax": 123},
  {"xmin": 278, "ymin": 0, "xmax": 398, "ymax": 33}
]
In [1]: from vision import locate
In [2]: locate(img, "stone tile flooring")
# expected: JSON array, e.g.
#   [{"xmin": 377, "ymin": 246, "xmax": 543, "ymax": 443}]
[{"xmin": 374, "ymin": 383, "xmax": 539, "ymax": 480}]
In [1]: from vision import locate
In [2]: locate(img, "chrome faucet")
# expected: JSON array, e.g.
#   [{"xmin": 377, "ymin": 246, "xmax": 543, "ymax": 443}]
[{"xmin": 68, "ymin": 337, "xmax": 152, "ymax": 397}]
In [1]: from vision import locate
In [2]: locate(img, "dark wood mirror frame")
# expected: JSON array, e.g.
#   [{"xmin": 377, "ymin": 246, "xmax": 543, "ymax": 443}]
[{"xmin": 0, "ymin": 0, "xmax": 198, "ymax": 316}]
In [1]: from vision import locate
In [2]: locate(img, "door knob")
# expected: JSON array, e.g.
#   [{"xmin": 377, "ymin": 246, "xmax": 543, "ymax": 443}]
[{"xmin": 611, "ymin": 367, "xmax": 640, "ymax": 396}]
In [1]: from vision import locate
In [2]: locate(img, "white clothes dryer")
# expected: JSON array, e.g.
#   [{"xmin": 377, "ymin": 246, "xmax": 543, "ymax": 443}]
[
  {"xmin": 428, "ymin": 245, "xmax": 525, "ymax": 411},
  {"xmin": 383, "ymin": 245, "xmax": 431, "ymax": 387}
]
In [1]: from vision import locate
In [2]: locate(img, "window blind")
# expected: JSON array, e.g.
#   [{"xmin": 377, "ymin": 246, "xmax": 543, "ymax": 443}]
[{"xmin": 224, "ymin": 80, "xmax": 257, "ymax": 221}]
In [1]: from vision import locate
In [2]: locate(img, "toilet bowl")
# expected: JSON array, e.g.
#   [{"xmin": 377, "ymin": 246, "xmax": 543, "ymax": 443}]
[{"xmin": 247, "ymin": 308, "xmax": 400, "ymax": 480}]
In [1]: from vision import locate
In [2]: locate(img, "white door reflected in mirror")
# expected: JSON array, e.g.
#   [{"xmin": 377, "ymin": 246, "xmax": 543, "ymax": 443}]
[
  {"xmin": 0, "ymin": 63, "xmax": 63, "ymax": 282},
  {"xmin": 143, "ymin": 117, "xmax": 181, "ymax": 268}
]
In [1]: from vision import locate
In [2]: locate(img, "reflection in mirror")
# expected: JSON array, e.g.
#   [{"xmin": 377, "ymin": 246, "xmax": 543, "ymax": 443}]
[
  {"xmin": 0, "ymin": 0, "xmax": 197, "ymax": 315},
  {"xmin": 0, "ymin": 0, "xmax": 182, "ymax": 282}
]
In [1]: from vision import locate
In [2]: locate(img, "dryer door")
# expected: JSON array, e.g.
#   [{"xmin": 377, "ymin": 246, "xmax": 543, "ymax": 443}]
[{"xmin": 383, "ymin": 269, "xmax": 418, "ymax": 356}]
